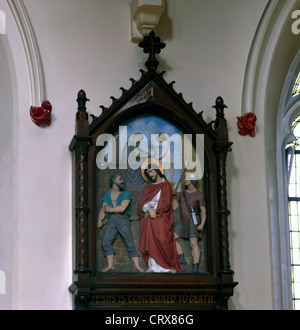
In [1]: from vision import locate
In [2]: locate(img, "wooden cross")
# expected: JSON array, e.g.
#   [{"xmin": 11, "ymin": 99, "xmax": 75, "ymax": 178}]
[
  {"xmin": 139, "ymin": 30, "xmax": 166, "ymax": 56},
  {"xmin": 138, "ymin": 31, "xmax": 166, "ymax": 71}
]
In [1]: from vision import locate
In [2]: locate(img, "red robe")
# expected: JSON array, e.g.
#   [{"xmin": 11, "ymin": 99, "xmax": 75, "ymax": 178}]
[{"xmin": 138, "ymin": 180, "xmax": 184, "ymax": 272}]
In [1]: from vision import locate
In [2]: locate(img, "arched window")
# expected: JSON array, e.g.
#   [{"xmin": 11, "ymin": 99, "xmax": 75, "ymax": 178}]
[
  {"xmin": 286, "ymin": 116, "xmax": 300, "ymax": 310},
  {"xmin": 275, "ymin": 51, "xmax": 300, "ymax": 310}
]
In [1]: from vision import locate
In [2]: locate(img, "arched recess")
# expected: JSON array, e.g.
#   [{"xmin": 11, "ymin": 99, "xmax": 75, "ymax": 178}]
[
  {"xmin": 0, "ymin": 0, "xmax": 46, "ymax": 309},
  {"xmin": 242, "ymin": 0, "xmax": 300, "ymax": 309}
]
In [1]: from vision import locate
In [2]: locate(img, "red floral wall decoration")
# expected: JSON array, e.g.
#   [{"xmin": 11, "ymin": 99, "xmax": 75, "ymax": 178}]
[
  {"xmin": 30, "ymin": 101, "xmax": 52, "ymax": 127},
  {"xmin": 237, "ymin": 112, "xmax": 257, "ymax": 137}
]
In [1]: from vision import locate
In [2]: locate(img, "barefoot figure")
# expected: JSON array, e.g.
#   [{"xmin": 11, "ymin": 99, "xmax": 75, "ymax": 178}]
[{"xmin": 98, "ymin": 174, "xmax": 143, "ymax": 272}]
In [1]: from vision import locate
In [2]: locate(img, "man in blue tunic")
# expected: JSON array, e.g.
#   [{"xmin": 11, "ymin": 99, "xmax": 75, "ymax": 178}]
[{"xmin": 98, "ymin": 174, "xmax": 143, "ymax": 272}]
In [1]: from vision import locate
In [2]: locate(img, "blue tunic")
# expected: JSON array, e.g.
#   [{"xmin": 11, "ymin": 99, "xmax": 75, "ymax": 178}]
[{"xmin": 101, "ymin": 190, "xmax": 131, "ymax": 218}]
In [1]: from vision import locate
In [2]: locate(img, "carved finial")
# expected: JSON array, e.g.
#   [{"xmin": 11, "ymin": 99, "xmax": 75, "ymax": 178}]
[
  {"xmin": 76, "ymin": 90, "xmax": 90, "ymax": 127},
  {"xmin": 138, "ymin": 30, "xmax": 166, "ymax": 71},
  {"xmin": 213, "ymin": 96, "xmax": 228, "ymax": 119},
  {"xmin": 77, "ymin": 89, "xmax": 90, "ymax": 112},
  {"xmin": 213, "ymin": 96, "xmax": 229, "ymax": 142}
]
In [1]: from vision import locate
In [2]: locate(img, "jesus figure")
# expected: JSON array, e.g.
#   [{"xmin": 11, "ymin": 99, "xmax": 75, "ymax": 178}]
[{"xmin": 138, "ymin": 159, "xmax": 184, "ymax": 273}]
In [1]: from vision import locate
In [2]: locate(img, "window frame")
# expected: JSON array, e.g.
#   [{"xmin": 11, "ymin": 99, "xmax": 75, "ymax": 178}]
[{"xmin": 286, "ymin": 117, "xmax": 300, "ymax": 310}]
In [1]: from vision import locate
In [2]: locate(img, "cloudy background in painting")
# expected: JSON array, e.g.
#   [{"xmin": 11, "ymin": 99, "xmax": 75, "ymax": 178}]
[{"xmin": 123, "ymin": 114, "xmax": 182, "ymax": 184}]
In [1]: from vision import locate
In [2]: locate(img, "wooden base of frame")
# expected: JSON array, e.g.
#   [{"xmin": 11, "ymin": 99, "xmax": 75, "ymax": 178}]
[{"xmin": 69, "ymin": 272, "xmax": 237, "ymax": 310}]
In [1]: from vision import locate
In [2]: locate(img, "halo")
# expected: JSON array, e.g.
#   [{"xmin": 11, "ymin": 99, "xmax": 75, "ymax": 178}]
[{"xmin": 141, "ymin": 159, "xmax": 165, "ymax": 182}]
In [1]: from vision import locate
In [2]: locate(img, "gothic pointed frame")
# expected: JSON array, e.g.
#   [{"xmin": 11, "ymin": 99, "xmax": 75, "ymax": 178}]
[{"xmin": 69, "ymin": 32, "xmax": 237, "ymax": 310}]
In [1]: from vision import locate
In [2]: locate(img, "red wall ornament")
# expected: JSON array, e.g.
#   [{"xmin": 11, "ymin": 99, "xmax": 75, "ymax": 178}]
[
  {"xmin": 237, "ymin": 112, "xmax": 257, "ymax": 137},
  {"xmin": 30, "ymin": 101, "xmax": 52, "ymax": 127}
]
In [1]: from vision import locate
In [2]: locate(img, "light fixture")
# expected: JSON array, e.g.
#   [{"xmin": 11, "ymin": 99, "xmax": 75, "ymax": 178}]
[{"xmin": 130, "ymin": 0, "xmax": 166, "ymax": 43}]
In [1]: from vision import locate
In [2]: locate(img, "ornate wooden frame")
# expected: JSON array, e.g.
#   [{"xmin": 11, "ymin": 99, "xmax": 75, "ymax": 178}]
[{"xmin": 69, "ymin": 32, "xmax": 237, "ymax": 310}]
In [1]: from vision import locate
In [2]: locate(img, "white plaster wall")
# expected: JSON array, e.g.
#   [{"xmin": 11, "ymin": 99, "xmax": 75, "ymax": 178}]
[
  {"xmin": 159, "ymin": 0, "xmax": 271, "ymax": 310},
  {"xmin": 0, "ymin": 35, "xmax": 14, "ymax": 310},
  {"xmin": 6, "ymin": 0, "xmax": 274, "ymax": 309}
]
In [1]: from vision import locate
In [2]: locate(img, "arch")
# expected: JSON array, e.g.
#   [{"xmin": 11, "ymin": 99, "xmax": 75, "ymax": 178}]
[
  {"xmin": 7, "ymin": 0, "xmax": 46, "ymax": 105},
  {"xmin": 242, "ymin": 0, "xmax": 300, "ymax": 309},
  {"xmin": 0, "ymin": 0, "xmax": 46, "ymax": 309}
]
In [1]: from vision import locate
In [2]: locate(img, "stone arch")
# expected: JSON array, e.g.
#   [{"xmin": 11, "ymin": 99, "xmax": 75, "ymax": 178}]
[{"xmin": 0, "ymin": 0, "xmax": 46, "ymax": 309}]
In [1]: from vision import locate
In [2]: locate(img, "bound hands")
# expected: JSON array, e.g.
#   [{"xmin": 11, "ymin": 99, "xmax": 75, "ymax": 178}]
[{"xmin": 148, "ymin": 209, "xmax": 157, "ymax": 219}]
